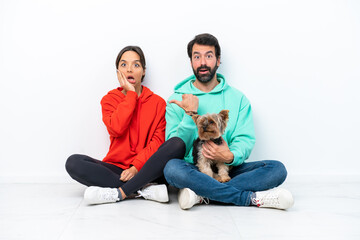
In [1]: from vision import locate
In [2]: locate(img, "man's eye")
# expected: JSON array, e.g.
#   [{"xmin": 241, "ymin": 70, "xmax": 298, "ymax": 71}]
[{"xmin": 207, "ymin": 55, "xmax": 213, "ymax": 59}]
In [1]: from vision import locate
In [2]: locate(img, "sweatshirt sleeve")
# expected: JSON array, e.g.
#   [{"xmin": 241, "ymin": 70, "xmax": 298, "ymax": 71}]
[
  {"xmin": 131, "ymin": 101, "xmax": 166, "ymax": 171},
  {"xmin": 227, "ymin": 98, "xmax": 256, "ymax": 166},
  {"xmin": 101, "ymin": 91, "xmax": 138, "ymax": 137},
  {"xmin": 165, "ymin": 99, "xmax": 197, "ymax": 155}
]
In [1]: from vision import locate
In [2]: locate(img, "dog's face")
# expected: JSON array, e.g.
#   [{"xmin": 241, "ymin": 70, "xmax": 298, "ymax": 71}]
[{"xmin": 192, "ymin": 110, "xmax": 229, "ymax": 140}]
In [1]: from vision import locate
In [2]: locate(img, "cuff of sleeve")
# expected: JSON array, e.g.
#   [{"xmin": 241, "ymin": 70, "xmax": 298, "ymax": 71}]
[
  {"xmin": 131, "ymin": 159, "xmax": 142, "ymax": 172},
  {"xmin": 226, "ymin": 152, "xmax": 244, "ymax": 166}
]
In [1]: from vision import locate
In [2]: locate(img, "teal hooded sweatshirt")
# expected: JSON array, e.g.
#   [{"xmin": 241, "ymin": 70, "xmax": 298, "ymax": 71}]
[{"xmin": 165, "ymin": 73, "xmax": 256, "ymax": 166}]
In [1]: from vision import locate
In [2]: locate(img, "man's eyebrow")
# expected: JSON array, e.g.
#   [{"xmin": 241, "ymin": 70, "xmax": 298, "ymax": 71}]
[{"xmin": 193, "ymin": 51, "xmax": 214, "ymax": 55}]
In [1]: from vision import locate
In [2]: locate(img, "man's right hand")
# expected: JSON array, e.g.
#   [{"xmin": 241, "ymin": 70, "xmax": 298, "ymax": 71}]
[{"xmin": 169, "ymin": 94, "xmax": 199, "ymax": 112}]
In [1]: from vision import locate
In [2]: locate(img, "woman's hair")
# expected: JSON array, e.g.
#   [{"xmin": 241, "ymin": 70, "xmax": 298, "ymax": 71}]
[
  {"xmin": 187, "ymin": 33, "xmax": 221, "ymax": 59},
  {"xmin": 115, "ymin": 46, "xmax": 146, "ymax": 81}
]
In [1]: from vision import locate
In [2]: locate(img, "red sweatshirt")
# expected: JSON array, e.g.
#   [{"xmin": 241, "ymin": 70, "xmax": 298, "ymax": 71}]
[{"xmin": 101, "ymin": 86, "xmax": 166, "ymax": 171}]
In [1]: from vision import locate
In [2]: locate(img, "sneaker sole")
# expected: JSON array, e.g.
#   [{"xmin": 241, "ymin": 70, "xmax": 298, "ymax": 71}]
[{"xmin": 178, "ymin": 188, "xmax": 194, "ymax": 210}]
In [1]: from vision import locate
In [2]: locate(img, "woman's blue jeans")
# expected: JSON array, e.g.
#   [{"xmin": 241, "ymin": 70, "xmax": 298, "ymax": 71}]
[{"xmin": 164, "ymin": 159, "xmax": 287, "ymax": 206}]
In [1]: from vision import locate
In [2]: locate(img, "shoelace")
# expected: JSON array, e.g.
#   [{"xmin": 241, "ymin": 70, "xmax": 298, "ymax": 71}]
[
  {"xmin": 137, "ymin": 189, "xmax": 151, "ymax": 198},
  {"xmin": 200, "ymin": 197, "xmax": 210, "ymax": 205},
  {"xmin": 136, "ymin": 183, "xmax": 157, "ymax": 198}
]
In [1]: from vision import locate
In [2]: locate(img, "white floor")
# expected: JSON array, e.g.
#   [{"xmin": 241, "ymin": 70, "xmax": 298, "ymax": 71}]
[{"xmin": 1, "ymin": 177, "xmax": 360, "ymax": 240}]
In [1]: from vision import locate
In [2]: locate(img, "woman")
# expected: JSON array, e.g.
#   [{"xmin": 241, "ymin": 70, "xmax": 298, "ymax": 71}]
[{"xmin": 66, "ymin": 46, "xmax": 185, "ymax": 204}]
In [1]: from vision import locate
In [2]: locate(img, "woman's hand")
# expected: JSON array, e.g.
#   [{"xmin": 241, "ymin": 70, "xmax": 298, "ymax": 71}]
[
  {"xmin": 120, "ymin": 166, "xmax": 138, "ymax": 182},
  {"xmin": 117, "ymin": 70, "xmax": 135, "ymax": 93}
]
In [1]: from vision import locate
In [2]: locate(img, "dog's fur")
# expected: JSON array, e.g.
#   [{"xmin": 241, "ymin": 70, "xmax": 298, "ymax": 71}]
[{"xmin": 192, "ymin": 110, "xmax": 231, "ymax": 182}]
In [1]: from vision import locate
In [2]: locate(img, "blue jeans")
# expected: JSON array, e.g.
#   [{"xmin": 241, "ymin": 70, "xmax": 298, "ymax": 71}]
[{"xmin": 164, "ymin": 159, "xmax": 287, "ymax": 206}]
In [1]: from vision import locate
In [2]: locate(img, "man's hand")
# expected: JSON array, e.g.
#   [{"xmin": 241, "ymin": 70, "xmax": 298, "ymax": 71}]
[
  {"xmin": 120, "ymin": 166, "xmax": 138, "ymax": 182},
  {"xmin": 202, "ymin": 137, "xmax": 234, "ymax": 164},
  {"xmin": 169, "ymin": 94, "xmax": 199, "ymax": 112},
  {"xmin": 117, "ymin": 70, "xmax": 135, "ymax": 93}
]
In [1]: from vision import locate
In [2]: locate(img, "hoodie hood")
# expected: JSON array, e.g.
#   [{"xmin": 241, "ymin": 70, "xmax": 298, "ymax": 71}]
[
  {"xmin": 138, "ymin": 86, "xmax": 154, "ymax": 103},
  {"xmin": 174, "ymin": 73, "xmax": 229, "ymax": 95}
]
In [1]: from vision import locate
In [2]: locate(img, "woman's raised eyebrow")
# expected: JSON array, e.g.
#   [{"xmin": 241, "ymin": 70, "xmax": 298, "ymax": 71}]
[{"xmin": 120, "ymin": 60, "xmax": 141, "ymax": 62}]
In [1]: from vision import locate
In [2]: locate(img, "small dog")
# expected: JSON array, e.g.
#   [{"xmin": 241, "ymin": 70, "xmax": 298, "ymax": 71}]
[{"xmin": 192, "ymin": 110, "xmax": 231, "ymax": 182}]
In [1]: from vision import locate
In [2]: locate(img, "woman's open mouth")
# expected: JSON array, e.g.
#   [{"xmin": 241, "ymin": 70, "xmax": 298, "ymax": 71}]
[{"xmin": 127, "ymin": 76, "xmax": 136, "ymax": 84}]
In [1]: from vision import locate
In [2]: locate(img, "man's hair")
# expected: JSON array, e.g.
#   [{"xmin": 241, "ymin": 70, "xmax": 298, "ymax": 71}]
[
  {"xmin": 187, "ymin": 33, "xmax": 221, "ymax": 59},
  {"xmin": 115, "ymin": 45, "xmax": 146, "ymax": 70}
]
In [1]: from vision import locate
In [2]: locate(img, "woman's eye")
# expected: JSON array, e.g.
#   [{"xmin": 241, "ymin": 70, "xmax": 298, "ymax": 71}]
[
  {"xmin": 120, "ymin": 63, "xmax": 126, "ymax": 67},
  {"xmin": 134, "ymin": 63, "xmax": 140, "ymax": 67}
]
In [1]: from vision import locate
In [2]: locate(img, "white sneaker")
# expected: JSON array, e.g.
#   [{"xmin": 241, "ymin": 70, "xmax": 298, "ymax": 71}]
[
  {"xmin": 178, "ymin": 188, "xmax": 209, "ymax": 210},
  {"xmin": 137, "ymin": 184, "xmax": 169, "ymax": 203},
  {"xmin": 84, "ymin": 186, "xmax": 119, "ymax": 205},
  {"xmin": 254, "ymin": 188, "xmax": 294, "ymax": 210}
]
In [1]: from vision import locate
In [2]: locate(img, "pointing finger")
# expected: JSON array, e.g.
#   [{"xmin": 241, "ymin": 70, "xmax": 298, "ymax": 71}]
[{"xmin": 169, "ymin": 99, "xmax": 182, "ymax": 107}]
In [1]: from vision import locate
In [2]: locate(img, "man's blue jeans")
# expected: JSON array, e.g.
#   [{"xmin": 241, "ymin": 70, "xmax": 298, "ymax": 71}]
[{"xmin": 164, "ymin": 159, "xmax": 287, "ymax": 206}]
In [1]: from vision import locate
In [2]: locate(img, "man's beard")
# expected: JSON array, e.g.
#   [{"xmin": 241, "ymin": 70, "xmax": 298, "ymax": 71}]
[{"xmin": 193, "ymin": 64, "xmax": 218, "ymax": 83}]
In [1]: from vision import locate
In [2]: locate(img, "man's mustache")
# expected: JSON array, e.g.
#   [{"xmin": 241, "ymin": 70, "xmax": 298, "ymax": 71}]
[{"xmin": 196, "ymin": 65, "xmax": 211, "ymax": 74}]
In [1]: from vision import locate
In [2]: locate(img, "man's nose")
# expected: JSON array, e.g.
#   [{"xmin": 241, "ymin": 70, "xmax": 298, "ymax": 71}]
[{"xmin": 200, "ymin": 56, "xmax": 206, "ymax": 65}]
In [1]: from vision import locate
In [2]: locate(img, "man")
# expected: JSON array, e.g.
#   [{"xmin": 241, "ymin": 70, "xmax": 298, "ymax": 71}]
[{"xmin": 163, "ymin": 33, "xmax": 294, "ymax": 210}]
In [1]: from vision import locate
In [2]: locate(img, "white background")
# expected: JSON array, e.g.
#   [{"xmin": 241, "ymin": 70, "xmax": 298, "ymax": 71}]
[{"xmin": 0, "ymin": 0, "xmax": 359, "ymax": 182}]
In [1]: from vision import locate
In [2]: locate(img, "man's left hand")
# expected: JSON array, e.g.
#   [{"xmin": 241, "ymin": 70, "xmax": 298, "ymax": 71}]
[{"xmin": 202, "ymin": 137, "xmax": 234, "ymax": 164}]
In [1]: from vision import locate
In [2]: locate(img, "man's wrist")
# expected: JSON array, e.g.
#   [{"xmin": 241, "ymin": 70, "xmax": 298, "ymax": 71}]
[
  {"xmin": 185, "ymin": 110, "xmax": 198, "ymax": 116},
  {"xmin": 225, "ymin": 151, "xmax": 234, "ymax": 164}
]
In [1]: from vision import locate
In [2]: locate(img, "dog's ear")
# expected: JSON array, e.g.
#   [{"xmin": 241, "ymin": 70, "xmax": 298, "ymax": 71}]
[
  {"xmin": 219, "ymin": 110, "xmax": 229, "ymax": 122},
  {"xmin": 192, "ymin": 114, "xmax": 200, "ymax": 123}
]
